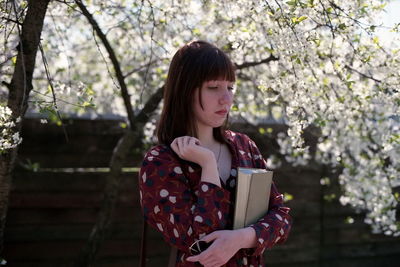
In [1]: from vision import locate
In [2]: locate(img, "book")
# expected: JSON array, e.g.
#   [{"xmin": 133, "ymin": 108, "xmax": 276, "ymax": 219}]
[{"xmin": 233, "ymin": 167, "xmax": 273, "ymax": 230}]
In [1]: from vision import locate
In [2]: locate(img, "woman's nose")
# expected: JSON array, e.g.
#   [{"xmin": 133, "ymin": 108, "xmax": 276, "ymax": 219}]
[{"xmin": 219, "ymin": 89, "xmax": 233, "ymax": 104}]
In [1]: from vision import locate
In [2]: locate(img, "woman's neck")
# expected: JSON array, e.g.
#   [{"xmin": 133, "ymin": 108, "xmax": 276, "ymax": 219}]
[{"xmin": 197, "ymin": 124, "xmax": 218, "ymax": 148}]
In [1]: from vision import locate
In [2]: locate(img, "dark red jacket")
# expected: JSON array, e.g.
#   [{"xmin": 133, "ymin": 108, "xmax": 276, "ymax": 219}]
[{"xmin": 139, "ymin": 130, "xmax": 292, "ymax": 266}]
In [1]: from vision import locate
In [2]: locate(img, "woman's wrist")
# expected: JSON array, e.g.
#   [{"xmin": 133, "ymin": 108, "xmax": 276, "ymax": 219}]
[
  {"xmin": 200, "ymin": 156, "xmax": 220, "ymax": 187},
  {"xmin": 236, "ymin": 227, "xmax": 257, "ymax": 249}
]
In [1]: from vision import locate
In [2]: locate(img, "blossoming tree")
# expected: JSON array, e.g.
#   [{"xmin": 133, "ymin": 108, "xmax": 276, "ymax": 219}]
[{"xmin": 1, "ymin": 0, "xmax": 399, "ymax": 265}]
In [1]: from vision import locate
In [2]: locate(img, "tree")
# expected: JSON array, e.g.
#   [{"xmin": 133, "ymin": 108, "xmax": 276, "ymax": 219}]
[
  {"xmin": 0, "ymin": 0, "xmax": 51, "ymax": 260},
  {"xmin": 1, "ymin": 0, "xmax": 399, "ymax": 265}
]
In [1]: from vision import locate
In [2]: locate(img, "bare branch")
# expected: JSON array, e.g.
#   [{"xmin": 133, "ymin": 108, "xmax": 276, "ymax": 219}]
[
  {"xmin": 344, "ymin": 64, "xmax": 382, "ymax": 83},
  {"xmin": 74, "ymin": 0, "xmax": 135, "ymax": 127},
  {"xmin": 235, "ymin": 54, "xmax": 278, "ymax": 70}
]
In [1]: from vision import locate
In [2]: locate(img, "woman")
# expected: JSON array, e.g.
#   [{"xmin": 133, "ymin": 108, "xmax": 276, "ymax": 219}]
[{"xmin": 139, "ymin": 40, "xmax": 292, "ymax": 267}]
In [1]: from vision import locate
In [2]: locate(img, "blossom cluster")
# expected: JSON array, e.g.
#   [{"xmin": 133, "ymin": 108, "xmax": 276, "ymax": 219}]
[{"xmin": 0, "ymin": 106, "xmax": 22, "ymax": 154}]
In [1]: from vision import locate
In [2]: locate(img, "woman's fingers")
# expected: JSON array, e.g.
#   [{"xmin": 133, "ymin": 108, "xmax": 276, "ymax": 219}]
[
  {"xmin": 171, "ymin": 136, "xmax": 209, "ymax": 163},
  {"xmin": 184, "ymin": 136, "xmax": 191, "ymax": 146},
  {"xmin": 189, "ymin": 137, "xmax": 197, "ymax": 147},
  {"xmin": 170, "ymin": 139, "xmax": 180, "ymax": 157},
  {"xmin": 201, "ymin": 231, "xmax": 219, "ymax": 243},
  {"xmin": 171, "ymin": 136, "xmax": 192, "ymax": 159},
  {"xmin": 177, "ymin": 137, "xmax": 185, "ymax": 154}
]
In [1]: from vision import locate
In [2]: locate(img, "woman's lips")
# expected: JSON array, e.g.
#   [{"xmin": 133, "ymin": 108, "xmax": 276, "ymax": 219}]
[{"xmin": 215, "ymin": 110, "xmax": 228, "ymax": 115}]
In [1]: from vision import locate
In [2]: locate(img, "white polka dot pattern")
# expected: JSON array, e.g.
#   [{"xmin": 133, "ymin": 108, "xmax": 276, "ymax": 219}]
[
  {"xmin": 262, "ymin": 223, "xmax": 270, "ymax": 228},
  {"xmin": 151, "ymin": 150, "xmax": 159, "ymax": 156},
  {"xmin": 201, "ymin": 184, "xmax": 209, "ymax": 192},
  {"xmin": 170, "ymin": 214, "xmax": 174, "ymax": 224},
  {"xmin": 187, "ymin": 227, "xmax": 193, "ymax": 236},
  {"xmin": 154, "ymin": 205, "xmax": 160, "ymax": 214},
  {"xmin": 157, "ymin": 223, "xmax": 163, "ymax": 232},
  {"xmin": 218, "ymin": 211, "xmax": 222, "ymax": 220},
  {"xmin": 142, "ymin": 172, "xmax": 147, "ymax": 182},
  {"xmin": 169, "ymin": 196, "xmax": 176, "ymax": 203},
  {"xmin": 173, "ymin": 228, "xmax": 179, "ymax": 238},
  {"xmin": 275, "ymin": 214, "xmax": 283, "ymax": 221},
  {"xmin": 258, "ymin": 238, "xmax": 264, "ymax": 244},
  {"xmin": 243, "ymin": 257, "xmax": 248, "ymax": 265},
  {"xmin": 188, "ymin": 166, "xmax": 194, "ymax": 173},
  {"xmin": 160, "ymin": 189, "xmax": 169, "ymax": 197},
  {"xmin": 194, "ymin": 216, "xmax": 203, "ymax": 223},
  {"xmin": 173, "ymin": 166, "xmax": 183, "ymax": 174}
]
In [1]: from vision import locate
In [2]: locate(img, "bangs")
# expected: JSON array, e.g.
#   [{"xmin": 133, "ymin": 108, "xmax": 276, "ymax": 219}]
[{"xmin": 203, "ymin": 49, "xmax": 236, "ymax": 82}]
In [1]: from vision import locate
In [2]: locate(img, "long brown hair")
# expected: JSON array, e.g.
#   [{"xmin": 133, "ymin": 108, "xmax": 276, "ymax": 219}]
[{"xmin": 157, "ymin": 40, "xmax": 236, "ymax": 145}]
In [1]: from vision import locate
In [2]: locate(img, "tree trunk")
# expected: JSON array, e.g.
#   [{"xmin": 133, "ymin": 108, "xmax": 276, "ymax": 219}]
[
  {"xmin": 0, "ymin": 0, "xmax": 50, "ymax": 256},
  {"xmin": 73, "ymin": 1, "xmax": 164, "ymax": 265}
]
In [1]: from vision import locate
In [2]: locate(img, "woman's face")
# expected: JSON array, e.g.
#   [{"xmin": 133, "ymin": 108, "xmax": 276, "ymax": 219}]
[{"xmin": 193, "ymin": 79, "xmax": 235, "ymax": 129}]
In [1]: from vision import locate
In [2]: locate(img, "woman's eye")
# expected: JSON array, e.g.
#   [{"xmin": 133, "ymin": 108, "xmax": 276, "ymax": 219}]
[
  {"xmin": 228, "ymin": 86, "xmax": 235, "ymax": 91},
  {"xmin": 207, "ymin": 86, "xmax": 218, "ymax": 89}
]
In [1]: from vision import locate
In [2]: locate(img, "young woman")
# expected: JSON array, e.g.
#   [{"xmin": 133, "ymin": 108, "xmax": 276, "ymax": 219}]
[{"xmin": 139, "ymin": 40, "xmax": 292, "ymax": 267}]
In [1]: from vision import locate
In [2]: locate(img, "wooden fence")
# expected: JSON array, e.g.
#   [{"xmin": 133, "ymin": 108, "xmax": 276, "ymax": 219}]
[{"xmin": 3, "ymin": 118, "xmax": 400, "ymax": 266}]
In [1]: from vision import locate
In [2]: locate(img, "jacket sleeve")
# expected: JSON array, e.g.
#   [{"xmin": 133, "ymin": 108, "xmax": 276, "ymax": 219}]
[
  {"xmin": 139, "ymin": 145, "xmax": 231, "ymax": 254},
  {"xmin": 243, "ymin": 136, "xmax": 292, "ymax": 256}
]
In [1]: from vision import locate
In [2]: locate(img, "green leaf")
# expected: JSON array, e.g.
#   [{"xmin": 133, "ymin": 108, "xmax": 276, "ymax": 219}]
[
  {"xmin": 291, "ymin": 16, "xmax": 308, "ymax": 25},
  {"xmin": 338, "ymin": 23, "xmax": 346, "ymax": 30},
  {"xmin": 324, "ymin": 193, "xmax": 336, "ymax": 202},
  {"xmin": 283, "ymin": 192, "xmax": 294, "ymax": 202},
  {"xmin": 345, "ymin": 216, "xmax": 355, "ymax": 224},
  {"xmin": 369, "ymin": 25, "xmax": 376, "ymax": 32},
  {"xmin": 192, "ymin": 28, "xmax": 201, "ymax": 36},
  {"xmin": 85, "ymin": 86, "xmax": 95, "ymax": 96},
  {"xmin": 297, "ymin": 16, "xmax": 308, "ymax": 22}
]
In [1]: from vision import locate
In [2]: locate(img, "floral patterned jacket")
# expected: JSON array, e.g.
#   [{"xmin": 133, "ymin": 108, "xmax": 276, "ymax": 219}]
[{"xmin": 139, "ymin": 130, "xmax": 292, "ymax": 266}]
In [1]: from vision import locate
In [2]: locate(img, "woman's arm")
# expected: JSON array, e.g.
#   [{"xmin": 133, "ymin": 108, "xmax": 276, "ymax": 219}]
[
  {"xmin": 139, "ymin": 145, "xmax": 231, "ymax": 254},
  {"xmin": 170, "ymin": 136, "xmax": 221, "ymax": 187},
  {"xmin": 243, "ymin": 136, "xmax": 292, "ymax": 256}
]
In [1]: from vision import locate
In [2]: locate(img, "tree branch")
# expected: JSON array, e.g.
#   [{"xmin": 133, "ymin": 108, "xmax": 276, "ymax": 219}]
[
  {"xmin": 344, "ymin": 64, "xmax": 382, "ymax": 83},
  {"xmin": 235, "ymin": 54, "xmax": 278, "ymax": 70},
  {"xmin": 74, "ymin": 0, "xmax": 135, "ymax": 128}
]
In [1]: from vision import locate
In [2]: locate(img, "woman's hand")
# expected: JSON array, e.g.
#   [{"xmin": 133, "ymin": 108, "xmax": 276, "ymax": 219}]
[
  {"xmin": 170, "ymin": 136, "xmax": 215, "ymax": 168},
  {"xmin": 171, "ymin": 136, "xmax": 221, "ymax": 186},
  {"xmin": 186, "ymin": 229, "xmax": 249, "ymax": 267}
]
